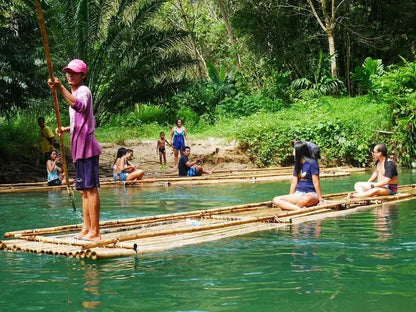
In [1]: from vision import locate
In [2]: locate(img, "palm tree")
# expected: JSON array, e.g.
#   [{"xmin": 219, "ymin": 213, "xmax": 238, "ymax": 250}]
[
  {"xmin": 0, "ymin": 0, "xmax": 45, "ymax": 119},
  {"xmin": 48, "ymin": 0, "xmax": 193, "ymax": 119}
]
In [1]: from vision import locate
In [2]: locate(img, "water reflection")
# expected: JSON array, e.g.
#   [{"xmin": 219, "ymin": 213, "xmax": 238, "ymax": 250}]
[
  {"xmin": 373, "ymin": 204, "xmax": 398, "ymax": 242},
  {"xmin": 47, "ymin": 191, "xmax": 63, "ymax": 209},
  {"xmin": 292, "ymin": 221, "xmax": 322, "ymax": 239},
  {"xmin": 80, "ymin": 262, "xmax": 101, "ymax": 309}
]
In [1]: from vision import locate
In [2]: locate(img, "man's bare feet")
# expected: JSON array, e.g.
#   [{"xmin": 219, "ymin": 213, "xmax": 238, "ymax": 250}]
[{"xmin": 84, "ymin": 232, "xmax": 101, "ymax": 241}]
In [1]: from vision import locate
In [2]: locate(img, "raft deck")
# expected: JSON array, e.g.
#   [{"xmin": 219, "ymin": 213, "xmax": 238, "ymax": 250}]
[{"xmin": 2, "ymin": 184, "xmax": 415, "ymax": 260}]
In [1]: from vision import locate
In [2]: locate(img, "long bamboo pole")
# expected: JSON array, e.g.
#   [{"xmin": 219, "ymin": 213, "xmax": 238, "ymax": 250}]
[{"xmin": 34, "ymin": 0, "xmax": 76, "ymax": 211}]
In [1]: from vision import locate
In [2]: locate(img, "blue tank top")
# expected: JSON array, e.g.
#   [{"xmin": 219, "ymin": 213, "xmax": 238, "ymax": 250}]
[{"xmin": 47, "ymin": 162, "xmax": 59, "ymax": 182}]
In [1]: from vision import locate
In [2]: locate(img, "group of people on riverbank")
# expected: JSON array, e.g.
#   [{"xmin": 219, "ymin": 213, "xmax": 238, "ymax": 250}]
[
  {"xmin": 41, "ymin": 58, "xmax": 399, "ymax": 242},
  {"xmin": 109, "ymin": 118, "xmax": 214, "ymax": 180},
  {"xmin": 40, "ymin": 115, "xmax": 213, "ymax": 186}
]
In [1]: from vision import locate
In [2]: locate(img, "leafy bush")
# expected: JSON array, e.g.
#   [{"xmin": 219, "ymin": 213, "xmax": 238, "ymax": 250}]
[
  {"xmin": 216, "ymin": 92, "xmax": 286, "ymax": 118},
  {"xmin": 165, "ymin": 79, "xmax": 236, "ymax": 123},
  {"xmin": 136, "ymin": 104, "xmax": 166, "ymax": 124},
  {"xmin": 260, "ymin": 70, "xmax": 293, "ymax": 103},
  {"xmin": 106, "ymin": 104, "xmax": 167, "ymax": 128},
  {"xmin": 371, "ymin": 59, "xmax": 416, "ymax": 166},
  {"xmin": 235, "ymin": 96, "xmax": 390, "ymax": 167},
  {"xmin": 176, "ymin": 107, "xmax": 200, "ymax": 129},
  {"xmin": 352, "ymin": 57, "xmax": 384, "ymax": 94},
  {"xmin": 291, "ymin": 76, "xmax": 345, "ymax": 99},
  {"xmin": 291, "ymin": 50, "xmax": 345, "ymax": 99}
]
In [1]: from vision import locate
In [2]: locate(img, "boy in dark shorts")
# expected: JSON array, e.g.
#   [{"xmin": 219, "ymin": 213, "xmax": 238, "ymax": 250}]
[
  {"xmin": 48, "ymin": 59, "xmax": 102, "ymax": 241},
  {"xmin": 156, "ymin": 132, "xmax": 171, "ymax": 168}
]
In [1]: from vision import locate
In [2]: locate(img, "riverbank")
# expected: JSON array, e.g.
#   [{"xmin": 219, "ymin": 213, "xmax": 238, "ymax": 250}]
[{"xmin": 0, "ymin": 138, "xmax": 255, "ymax": 184}]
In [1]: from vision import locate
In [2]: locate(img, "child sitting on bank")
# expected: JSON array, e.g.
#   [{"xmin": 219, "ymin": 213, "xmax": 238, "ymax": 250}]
[{"xmin": 156, "ymin": 132, "xmax": 172, "ymax": 168}]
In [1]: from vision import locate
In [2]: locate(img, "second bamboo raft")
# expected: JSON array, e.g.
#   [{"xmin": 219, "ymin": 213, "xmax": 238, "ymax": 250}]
[{"xmin": 0, "ymin": 166, "xmax": 365, "ymax": 194}]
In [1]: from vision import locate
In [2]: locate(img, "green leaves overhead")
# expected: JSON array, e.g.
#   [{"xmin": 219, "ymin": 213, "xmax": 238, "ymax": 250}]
[
  {"xmin": 0, "ymin": 0, "xmax": 46, "ymax": 118},
  {"xmin": 47, "ymin": 0, "xmax": 193, "ymax": 118}
]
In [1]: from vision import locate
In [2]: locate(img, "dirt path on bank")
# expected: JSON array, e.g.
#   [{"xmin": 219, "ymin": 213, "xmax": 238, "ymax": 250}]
[{"xmin": 99, "ymin": 138, "xmax": 254, "ymax": 178}]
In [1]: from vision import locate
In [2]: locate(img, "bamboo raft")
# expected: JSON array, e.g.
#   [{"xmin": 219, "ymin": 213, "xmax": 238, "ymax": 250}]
[
  {"xmin": 0, "ymin": 166, "xmax": 365, "ymax": 194},
  {"xmin": 2, "ymin": 184, "xmax": 415, "ymax": 260}
]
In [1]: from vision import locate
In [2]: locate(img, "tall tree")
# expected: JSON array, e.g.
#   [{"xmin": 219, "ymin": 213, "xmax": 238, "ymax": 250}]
[
  {"xmin": 214, "ymin": 0, "xmax": 241, "ymax": 68},
  {"xmin": 305, "ymin": 0, "xmax": 339, "ymax": 78},
  {"xmin": 172, "ymin": 0, "xmax": 207, "ymax": 78}
]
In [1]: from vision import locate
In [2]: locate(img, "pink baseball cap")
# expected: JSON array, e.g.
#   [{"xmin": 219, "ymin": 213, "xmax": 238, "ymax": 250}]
[{"xmin": 62, "ymin": 59, "xmax": 87, "ymax": 73}]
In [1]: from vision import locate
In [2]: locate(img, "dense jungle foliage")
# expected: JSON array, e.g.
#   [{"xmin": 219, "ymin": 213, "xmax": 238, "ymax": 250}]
[{"xmin": 1, "ymin": 0, "xmax": 415, "ymax": 168}]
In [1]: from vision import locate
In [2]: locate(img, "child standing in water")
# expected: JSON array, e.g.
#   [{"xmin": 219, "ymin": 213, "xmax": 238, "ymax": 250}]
[
  {"xmin": 156, "ymin": 132, "xmax": 171, "ymax": 167},
  {"xmin": 48, "ymin": 59, "xmax": 102, "ymax": 241}
]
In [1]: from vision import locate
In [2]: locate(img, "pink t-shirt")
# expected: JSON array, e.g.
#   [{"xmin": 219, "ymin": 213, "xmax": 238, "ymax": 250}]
[{"xmin": 69, "ymin": 85, "xmax": 101, "ymax": 163}]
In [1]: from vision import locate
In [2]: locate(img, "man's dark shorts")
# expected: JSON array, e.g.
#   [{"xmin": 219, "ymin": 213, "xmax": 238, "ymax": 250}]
[{"xmin": 75, "ymin": 155, "xmax": 100, "ymax": 190}]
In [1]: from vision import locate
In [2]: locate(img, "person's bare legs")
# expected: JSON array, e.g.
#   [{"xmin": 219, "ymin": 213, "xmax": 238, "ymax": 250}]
[
  {"xmin": 354, "ymin": 182, "xmax": 372, "ymax": 193},
  {"xmin": 126, "ymin": 169, "xmax": 144, "ymax": 181},
  {"xmin": 78, "ymin": 190, "xmax": 90, "ymax": 238},
  {"xmin": 273, "ymin": 193, "xmax": 319, "ymax": 211},
  {"xmin": 195, "ymin": 166, "xmax": 214, "ymax": 175},
  {"xmin": 349, "ymin": 187, "xmax": 390, "ymax": 198},
  {"xmin": 173, "ymin": 149, "xmax": 179, "ymax": 168},
  {"xmin": 84, "ymin": 188, "xmax": 101, "ymax": 241}
]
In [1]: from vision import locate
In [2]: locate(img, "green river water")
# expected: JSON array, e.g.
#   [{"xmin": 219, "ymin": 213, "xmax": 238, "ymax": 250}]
[{"xmin": 1, "ymin": 171, "xmax": 416, "ymax": 311}]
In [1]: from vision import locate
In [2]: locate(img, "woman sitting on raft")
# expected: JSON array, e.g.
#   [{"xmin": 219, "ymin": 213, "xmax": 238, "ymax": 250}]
[
  {"xmin": 113, "ymin": 147, "xmax": 126, "ymax": 181},
  {"xmin": 116, "ymin": 149, "xmax": 144, "ymax": 181},
  {"xmin": 46, "ymin": 150, "xmax": 74, "ymax": 186},
  {"xmin": 273, "ymin": 141, "xmax": 323, "ymax": 211}
]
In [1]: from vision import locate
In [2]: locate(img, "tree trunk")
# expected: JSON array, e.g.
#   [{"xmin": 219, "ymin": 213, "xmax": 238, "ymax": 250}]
[
  {"xmin": 306, "ymin": 0, "xmax": 339, "ymax": 78},
  {"xmin": 215, "ymin": 0, "xmax": 241, "ymax": 68},
  {"xmin": 327, "ymin": 33, "xmax": 338, "ymax": 78},
  {"xmin": 174, "ymin": 0, "xmax": 207, "ymax": 79},
  {"xmin": 345, "ymin": 32, "xmax": 351, "ymax": 95}
]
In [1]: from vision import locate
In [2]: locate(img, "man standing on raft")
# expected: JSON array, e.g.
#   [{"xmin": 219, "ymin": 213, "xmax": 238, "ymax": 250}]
[
  {"xmin": 48, "ymin": 59, "xmax": 102, "ymax": 241},
  {"xmin": 349, "ymin": 144, "xmax": 398, "ymax": 198}
]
